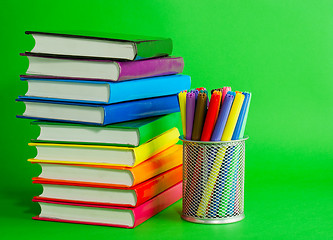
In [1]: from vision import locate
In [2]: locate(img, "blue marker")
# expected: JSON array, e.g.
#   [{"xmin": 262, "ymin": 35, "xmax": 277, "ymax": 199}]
[{"xmin": 232, "ymin": 92, "xmax": 250, "ymax": 140}]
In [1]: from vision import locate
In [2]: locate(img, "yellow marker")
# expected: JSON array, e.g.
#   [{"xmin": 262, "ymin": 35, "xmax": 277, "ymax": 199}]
[
  {"xmin": 221, "ymin": 92, "xmax": 244, "ymax": 141},
  {"xmin": 196, "ymin": 146, "xmax": 227, "ymax": 217},
  {"xmin": 178, "ymin": 91, "xmax": 187, "ymax": 138}
]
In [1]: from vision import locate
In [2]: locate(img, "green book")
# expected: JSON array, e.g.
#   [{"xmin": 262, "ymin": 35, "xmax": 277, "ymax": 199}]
[{"xmin": 31, "ymin": 112, "xmax": 181, "ymax": 147}]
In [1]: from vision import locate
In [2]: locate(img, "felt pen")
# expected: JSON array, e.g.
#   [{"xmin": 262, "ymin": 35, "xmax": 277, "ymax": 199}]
[
  {"xmin": 232, "ymin": 92, "xmax": 250, "ymax": 140},
  {"xmin": 211, "ymin": 93, "xmax": 235, "ymax": 141},
  {"xmin": 192, "ymin": 92, "xmax": 207, "ymax": 141},
  {"xmin": 200, "ymin": 91, "xmax": 221, "ymax": 141},
  {"xmin": 221, "ymin": 92, "xmax": 244, "ymax": 141},
  {"xmin": 186, "ymin": 92, "xmax": 196, "ymax": 140},
  {"xmin": 178, "ymin": 90, "xmax": 187, "ymax": 138}
]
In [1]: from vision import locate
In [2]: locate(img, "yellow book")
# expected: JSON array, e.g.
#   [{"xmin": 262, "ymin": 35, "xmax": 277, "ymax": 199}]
[
  {"xmin": 221, "ymin": 93, "xmax": 245, "ymax": 141},
  {"xmin": 28, "ymin": 128, "xmax": 180, "ymax": 167}
]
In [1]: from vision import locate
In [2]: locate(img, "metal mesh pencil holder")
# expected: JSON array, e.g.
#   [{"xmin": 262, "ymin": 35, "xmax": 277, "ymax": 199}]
[{"xmin": 180, "ymin": 136, "xmax": 248, "ymax": 224}]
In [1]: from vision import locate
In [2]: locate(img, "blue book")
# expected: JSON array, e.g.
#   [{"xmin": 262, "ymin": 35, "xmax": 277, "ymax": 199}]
[
  {"xmin": 20, "ymin": 75, "xmax": 191, "ymax": 104},
  {"xmin": 16, "ymin": 95, "xmax": 179, "ymax": 125}
]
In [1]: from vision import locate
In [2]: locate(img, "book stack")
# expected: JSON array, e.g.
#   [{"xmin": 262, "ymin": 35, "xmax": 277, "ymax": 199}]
[{"xmin": 18, "ymin": 31, "xmax": 191, "ymax": 228}]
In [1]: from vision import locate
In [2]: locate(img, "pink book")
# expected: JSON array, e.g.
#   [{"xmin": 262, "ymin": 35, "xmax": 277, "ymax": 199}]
[
  {"xmin": 21, "ymin": 53, "xmax": 184, "ymax": 81},
  {"xmin": 32, "ymin": 182, "xmax": 182, "ymax": 228}
]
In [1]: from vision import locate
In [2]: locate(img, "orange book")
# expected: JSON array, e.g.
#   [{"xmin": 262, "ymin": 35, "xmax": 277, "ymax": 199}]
[
  {"xmin": 33, "ymin": 165, "xmax": 182, "ymax": 207},
  {"xmin": 30, "ymin": 145, "xmax": 182, "ymax": 187}
]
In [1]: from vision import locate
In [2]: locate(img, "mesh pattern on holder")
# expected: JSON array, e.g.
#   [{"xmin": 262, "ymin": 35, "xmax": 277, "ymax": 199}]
[{"xmin": 181, "ymin": 138, "xmax": 246, "ymax": 223}]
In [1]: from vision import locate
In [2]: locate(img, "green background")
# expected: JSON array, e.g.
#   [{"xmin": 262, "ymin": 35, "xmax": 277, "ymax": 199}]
[{"xmin": 1, "ymin": 0, "xmax": 332, "ymax": 239}]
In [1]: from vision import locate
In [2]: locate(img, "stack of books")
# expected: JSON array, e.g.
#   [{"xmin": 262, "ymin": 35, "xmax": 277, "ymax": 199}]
[{"xmin": 18, "ymin": 31, "xmax": 191, "ymax": 228}]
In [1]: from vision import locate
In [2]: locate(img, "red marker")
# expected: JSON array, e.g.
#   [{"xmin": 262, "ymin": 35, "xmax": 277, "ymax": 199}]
[
  {"xmin": 214, "ymin": 91, "xmax": 222, "ymax": 124},
  {"xmin": 196, "ymin": 87, "xmax": 206, "ymax": 91}
]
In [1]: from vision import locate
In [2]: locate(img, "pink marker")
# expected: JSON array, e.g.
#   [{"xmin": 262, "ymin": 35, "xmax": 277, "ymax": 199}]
[{"xmin": 221, "ymin": 86, "xmax": 231, "ymax": 104}]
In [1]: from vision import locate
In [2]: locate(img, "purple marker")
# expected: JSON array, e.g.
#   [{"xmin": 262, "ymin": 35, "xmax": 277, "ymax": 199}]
[
  {"xmin": 186, "ymin": 92, "xmax": 196, "ymax": 140},
  {"xmin": 191, "ymin": 89, "xmax": 199, "ymax": 100},
  {"xmin": 210, "ymin": 93, "xmax": 235, "ymax": 141}
]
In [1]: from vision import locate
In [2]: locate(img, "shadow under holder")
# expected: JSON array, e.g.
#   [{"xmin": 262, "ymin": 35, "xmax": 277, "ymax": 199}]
[{"xmin": 179, "ymin": 136, "xmax": 249, "ymax": 224}]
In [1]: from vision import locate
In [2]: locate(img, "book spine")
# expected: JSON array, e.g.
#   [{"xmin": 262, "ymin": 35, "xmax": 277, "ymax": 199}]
[
  {"xmin": 133, "ymin": 128, "xmax": 180, "ymax": 166},
  {"xmin": 138, "ymin": 112, "xmax": 181, "ymax": 145},
  {"xmin": 32, "ymin": 200, "xmax": 136, "ymax": 228},
  {"xmin": 103, "ymin": 95, "xmax": 180, "ymax": 125},
  {"xmin": 134, "ymin": 166, "xmax": 183, "ymax": 206},
  {"xmin": 131, "ymin": 145, "xmax": 182, "ymax": 186},
  {"xmin": 134, "ymin": 39, "xmax": 173, "ymax": 60},
  {"xmin": 32, "ymin": 216, "xmax": 134, "ymax": 228},
  {"xmin": 108, "ymin": 75, "xmax": 190, "ymax": 104},
  {"xmin": 132, "ymin": 182, "xmax": 182, "ymax": 227},
  {"xmin": 117, "ymin": 57, "xmax": 184, "ymax": 81}
]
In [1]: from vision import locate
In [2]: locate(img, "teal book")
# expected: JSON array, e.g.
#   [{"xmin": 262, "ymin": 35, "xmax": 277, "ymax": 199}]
[
  {"xmin": 31, "ymin": 112, "xmax": 181, "ymax": 147},
  {"xmin": 19, "ymin": 75, "xmax": 191, "ymax": 104}
]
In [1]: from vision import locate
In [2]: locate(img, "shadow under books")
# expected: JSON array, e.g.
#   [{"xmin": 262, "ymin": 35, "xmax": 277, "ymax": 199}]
[{"xmin": 2, "ymin": 184, "xmax": 41, "ymax": 217}]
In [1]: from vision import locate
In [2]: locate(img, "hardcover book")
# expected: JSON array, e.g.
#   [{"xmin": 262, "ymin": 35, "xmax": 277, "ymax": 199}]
[
  {"xmin": 32, "ymin": 165, "xmax": 182, "ymax": 207},
  {"xmin": 31, "ymin": 113, "xmax": 181, "ymax": 147},
  {"xmin": 16, "ymin": 95, "xmax": 180, "ymax": 125},
  {"xmin": 20, "ymin": 74, "xmax": 191, "ymax": 104},
  {"xmin": 32, "ymin": 182, "xmax": 182, "ymax": 228},
  {"xmin": 26, "ymin": 31, "xmax": 172, "ymax": 60},
  {"xmin": 28, "ymin": 128, "xmax": 180, "ymax": 167},
  {"xmin": 29, "ymin": 145, "xmax": 182, "ymax": 187},
  {"xmin": 21, "ymin": 53, "xmax": 184, "ymax": 81}
]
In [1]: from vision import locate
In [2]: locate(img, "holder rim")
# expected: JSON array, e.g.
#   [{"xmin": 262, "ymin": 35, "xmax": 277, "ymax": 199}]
[
  {"xmin": 181, "ymin": 214, "xmax": 245, "ymax": 224},
  {"xmin": 179, "ymin": 135, "xmax": 249, "ymax": 144}
]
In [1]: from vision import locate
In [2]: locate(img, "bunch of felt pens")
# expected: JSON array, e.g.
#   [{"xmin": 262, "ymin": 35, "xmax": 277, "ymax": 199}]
[{"xmin": 178, "ymin": 87, "xmax": 251, "ymax": 141}]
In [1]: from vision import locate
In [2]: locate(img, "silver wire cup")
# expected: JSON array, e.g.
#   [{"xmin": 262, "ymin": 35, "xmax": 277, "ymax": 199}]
[{"xmin": 180, "ymin": 136, "xmax": 248, "ymax": 224}]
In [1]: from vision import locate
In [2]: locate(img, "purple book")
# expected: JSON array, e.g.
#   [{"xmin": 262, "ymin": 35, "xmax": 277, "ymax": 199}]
[{"xmin": 21, "ymin": 53, "xmax": 184, "ymax": 82}]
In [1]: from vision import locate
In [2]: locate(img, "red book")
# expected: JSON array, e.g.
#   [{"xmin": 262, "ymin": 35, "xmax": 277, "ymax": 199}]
[{"xmin": 32, "ymin": 182, "xmax": 182, "ymax": 228}]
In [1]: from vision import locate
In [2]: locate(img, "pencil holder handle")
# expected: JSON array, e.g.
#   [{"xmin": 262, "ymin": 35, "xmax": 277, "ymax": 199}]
[{"xmin": 180, "ymin": 136, "xmax": 248, "ymax": 224}]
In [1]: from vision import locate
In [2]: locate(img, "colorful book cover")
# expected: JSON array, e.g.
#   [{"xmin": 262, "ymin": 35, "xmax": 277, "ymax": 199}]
[
  {"xmin": 29, "ymin": 144, "xmax": 183, "ymax": 187},
  {"xmin": 16, "ymin": 94, "xmax": 180, "ymax": 125},
  {"xmin": 21, "ymin": 55, "xmax": 184, "ymax": 81},
  {"xmin": 32, "ymin": 182, "xmax": 182, "ymax": 228},
  {"xmin": 28, "ymin": 128, "xmax": 180, "ymax": 167},
  {"xmin": 20, "ymin": 74, "xmax": 191, "ymax": 104},
  {"xmin": 31, "ymin": 113, "xmax": 181, "ymax": 147},
  {"xmin": 26, "ymin": 31, "xmax": 173, "ymax": 60},
  {"xmin": 33, "ymin": 165, "xmax": 182, "ymax": 207}
]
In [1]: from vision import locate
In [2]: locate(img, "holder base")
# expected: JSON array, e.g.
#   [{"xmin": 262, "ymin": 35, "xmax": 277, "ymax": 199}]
[{"xmin": 181, "ymin": 214, "xmax": 245, "ymax": 224}]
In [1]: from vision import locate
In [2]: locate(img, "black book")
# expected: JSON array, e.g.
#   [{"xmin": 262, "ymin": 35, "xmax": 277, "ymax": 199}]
[{"xmin": 25, "ymin": 31, "xmax": 173, "ymax": 61}]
